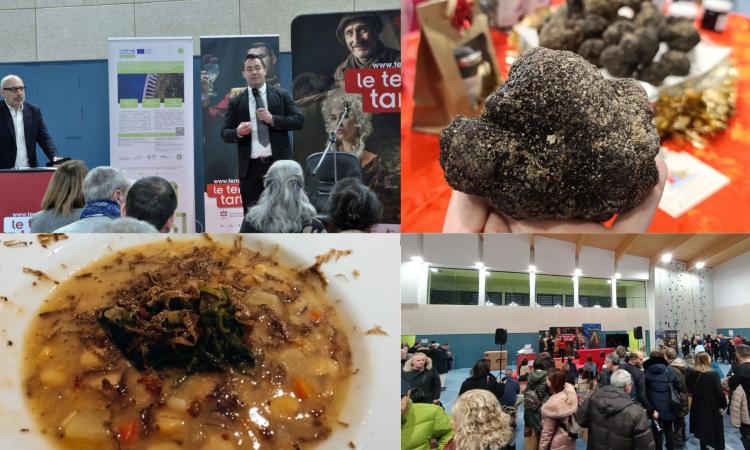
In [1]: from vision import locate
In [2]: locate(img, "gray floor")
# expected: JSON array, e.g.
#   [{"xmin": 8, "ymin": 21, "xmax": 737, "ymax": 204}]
[{"xmin": 440, "ymin": 363, "xmax": 744, "ymax": 450}]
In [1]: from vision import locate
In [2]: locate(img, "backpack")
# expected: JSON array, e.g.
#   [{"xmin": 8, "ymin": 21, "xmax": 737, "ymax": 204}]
[{"xmin": 524, "ymin": 376, "xmax": 548, "ymax": 411}]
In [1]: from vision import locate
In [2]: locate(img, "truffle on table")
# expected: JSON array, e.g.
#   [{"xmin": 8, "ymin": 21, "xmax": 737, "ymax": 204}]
[
  {"xmin": 440, "ymin": 47, "xmax": 660, "ymax": 221},
  {"xmin": 661, "ymin": 50, "xmax": 691, "ymax": 76},
  {"xmin": 583, "ymin": 0, "xmax": 619, "ymax": 20},
  {"xmin": 602, "ymin": 20, "xmax": 635, "ymax": 46},
  {"xmin": 600, "ymin": 45, "xmax": 637, "ymax": 78},
  {"xmin": 539, "ymin": 13, "xmax": 585, "ymax": 52},
  {"xmin": 638, "ymin": 60, "xmax": 669, "ymax": 86},
  {"xmin": 659, "ymin": 17, "xmax": 701, "ymax": 52},
  {"xmin": 578, "ymin": 38, "xmax": 606, "ymax": 66},
  {"xmin": 582, "ymin": 14, "xmax": 610, "ymax": 38}
]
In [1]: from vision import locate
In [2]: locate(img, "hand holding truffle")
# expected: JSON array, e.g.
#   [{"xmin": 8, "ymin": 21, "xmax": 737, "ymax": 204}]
[{"xmin": 440, "ymin": 47, "xmax": 666, "ymax": 232}]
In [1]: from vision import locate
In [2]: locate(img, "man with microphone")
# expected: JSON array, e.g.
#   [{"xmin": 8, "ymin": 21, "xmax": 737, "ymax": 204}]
[
  {"xmin": 0, "ymin": 74, "xmax": 61, "ymax": 169},
  {"xmin": 221, "ymin": 54, "xmax": 304, "ymax": 213}
]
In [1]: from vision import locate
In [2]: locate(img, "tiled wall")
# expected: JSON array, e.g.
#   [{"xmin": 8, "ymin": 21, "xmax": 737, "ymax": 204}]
[{"xmin": 0, "ymin": 0, "xmax": 398, "ymax": 62}]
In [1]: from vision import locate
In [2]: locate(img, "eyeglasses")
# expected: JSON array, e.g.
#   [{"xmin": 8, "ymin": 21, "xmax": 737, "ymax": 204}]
[{"xmin": 2, "ymin": 86, "xmax": 25, "ymax": 93}]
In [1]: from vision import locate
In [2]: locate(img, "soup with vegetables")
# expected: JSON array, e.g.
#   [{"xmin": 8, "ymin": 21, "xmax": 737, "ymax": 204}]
[{"xmin": 23, "ymin": 238, "xmax": 353, "ymax": 450}]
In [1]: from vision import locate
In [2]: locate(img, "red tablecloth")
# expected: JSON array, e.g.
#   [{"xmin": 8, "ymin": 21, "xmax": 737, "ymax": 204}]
[{"xmin": 401, "ymin": 15, "xmax": 750, "ymax": 232}]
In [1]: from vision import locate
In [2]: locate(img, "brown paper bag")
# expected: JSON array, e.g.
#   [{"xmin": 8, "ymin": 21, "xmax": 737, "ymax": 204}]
[{"xmin": 413, "ymin": 0, "xmax": 502, "ymax": 134}]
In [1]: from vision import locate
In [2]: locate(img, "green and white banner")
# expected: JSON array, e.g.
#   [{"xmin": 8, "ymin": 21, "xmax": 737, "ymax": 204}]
[{"xmin": 107, "ymin": 37, "xmax": 195, "ymax": 232}]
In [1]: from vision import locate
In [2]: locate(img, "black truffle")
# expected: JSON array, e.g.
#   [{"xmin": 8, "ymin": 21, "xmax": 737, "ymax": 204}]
[
  {"xmin": 582, "ymin": 14, "xmax": 610, "ymax": 38},
  {"xmin": 440, "ymin": 48, "xmax": 660, "ymax": 221},
  {"xmin": 638, "ymin": 60, "xmax": 668, "ymax": 86},
  {"xmin": 600, "ymin": 45, "xmax": 637, "ymax": 77},
  {"xmin": 583, "ymin": 0, "xmax": 619, "ymax": 20},
  {"xmin": 603, "ymin": 20, "xmax": 635, "ymax": 46},
  {"xmin": 661, "ymin": 50, "xmax": 691, "ymax": 76},
  {"xmin": 578, "ymin": 38, "xmax": 606, "ymax": 66},
  {"xmin": 659, "ymin": 17, "xmax": 701, "ymax": 52},
  {"xmin": 539, "ymin": 14, "xmax": 585, "ymax": 52}
]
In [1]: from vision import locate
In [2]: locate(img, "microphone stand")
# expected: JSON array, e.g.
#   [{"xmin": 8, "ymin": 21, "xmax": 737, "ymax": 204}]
[{"xmin": 312, "ymin": 102, "xmax": 350, "ymax": 184}]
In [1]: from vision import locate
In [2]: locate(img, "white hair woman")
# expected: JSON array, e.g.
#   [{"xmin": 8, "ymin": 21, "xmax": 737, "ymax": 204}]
[
  {"xmin": 239, "ymin": 160, "xmax": 325, "ymax": 233},
  {"xmin": 446, "ymin": 389, "xmax": 514, "ymax": 450}
]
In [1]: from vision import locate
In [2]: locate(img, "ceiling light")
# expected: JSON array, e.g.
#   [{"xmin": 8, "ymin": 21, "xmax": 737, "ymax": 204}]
[
  {"xmin": 695, "ymin": 261, "xmax": 705, "ymax": 269},
  {"xmin": 661, "ymin": 253, "xmax": 672, "ymax": 263},
  {"xmin": 607, "ymin": 279, "xmax": 612, "ymax": 284},
  {"xmin": 594, "ymin": 304, "xmax": 601, "ymax": 308},
  {"xmin": 475, "ymin": 261, "xmax": 485, "ymax": 269},
  {"xmin": 430, "ymin": 267, "xmax": 438, "ymax": 273},
  {"xmin": 615, "ymin": 272, "xmax": 621, "ymax": 279},
  {"xmin": 528, "ymin": 265, "xmax": 537, "ymax": 273},
  {"xmin": 411, "ymin": 256, "xmax": 423, "ymax": 264},
  {"xmin": 574, "ymin": 268, "xmax": 582, "ymax": 276}
]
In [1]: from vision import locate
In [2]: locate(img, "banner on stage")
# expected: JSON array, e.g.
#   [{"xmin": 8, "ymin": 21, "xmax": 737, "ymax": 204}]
[
  {"xmin": 107, "ymin": 37, "xmax": 195, "ymax": 232},
  {"xmin": 582, "ymin": 323, "xmax": 602, "ymax": 349},
  {"xmin": 291, "ymin": 10, "xmax": 401, "ymax": 229},
  {"xmin": 200, "ymin": 35, "xmax": 281, "ymax": 232}
]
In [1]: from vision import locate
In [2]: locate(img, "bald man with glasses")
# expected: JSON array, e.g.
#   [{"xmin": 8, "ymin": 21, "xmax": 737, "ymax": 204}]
[{"xmin": 1, "ymin": 74, "xmax": 59, "ymax": 169}]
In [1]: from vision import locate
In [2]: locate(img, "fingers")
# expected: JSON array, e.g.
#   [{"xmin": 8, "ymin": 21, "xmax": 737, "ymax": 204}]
[
  {"xmin": 484, "ymin": 212, "xmax": 511, "ymax": 232},
  {"xmin": 612, "ymin": 156, "xmax": 668, "ymax": 232},
  {"xmin": 442, "ymin": 190, "xmax": 490, "ymax": 233},
  {"xmin": 501, "ymin": 211, "xmax": 609, "ymax": 233}
]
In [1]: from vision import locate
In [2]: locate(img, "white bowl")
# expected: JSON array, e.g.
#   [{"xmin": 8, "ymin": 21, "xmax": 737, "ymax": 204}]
[{"xmin": 0, "ymin": 233, "xmax": 400, "ymax": 450}]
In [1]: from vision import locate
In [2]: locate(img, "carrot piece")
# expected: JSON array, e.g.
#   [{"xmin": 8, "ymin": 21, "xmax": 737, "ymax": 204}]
[
  {"xmin": 292, "ymin": 376, "xmax": 312, "ymax": 399},
  {"xmin": 118, "ymin": 419, "xmax": 140, "ymax": 445}
]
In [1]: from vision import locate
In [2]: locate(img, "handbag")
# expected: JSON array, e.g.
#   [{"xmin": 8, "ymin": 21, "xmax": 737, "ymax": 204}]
[{"xmin": 559, "ymin": 414, "xmax": 580, "ymax": 441}]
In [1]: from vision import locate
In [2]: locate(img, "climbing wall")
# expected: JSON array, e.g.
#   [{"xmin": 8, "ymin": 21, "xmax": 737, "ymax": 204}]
[{"xmin": 654, "ymin": 260, "xmax": 714, "ymax": 338}]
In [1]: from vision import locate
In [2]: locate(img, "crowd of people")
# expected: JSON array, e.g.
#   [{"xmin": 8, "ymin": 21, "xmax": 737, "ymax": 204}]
[
  {"xmin": 401, "ymin": 339, "xmax": 750, "ymax": 450},
  {"xmin": 29, "ymin": 158, "xmax": 382, "ymax": 233}
]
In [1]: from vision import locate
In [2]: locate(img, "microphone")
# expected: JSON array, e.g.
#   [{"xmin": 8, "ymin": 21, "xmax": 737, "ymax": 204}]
[{"xmin": 343, "ymin": 101, "xmax": 350, "ymax": 118}]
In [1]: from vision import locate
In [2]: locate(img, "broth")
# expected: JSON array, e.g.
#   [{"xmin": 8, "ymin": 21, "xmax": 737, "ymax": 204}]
[{"xmin": 23, "ymin": 238, "xmax": 353, "ymax": 450}]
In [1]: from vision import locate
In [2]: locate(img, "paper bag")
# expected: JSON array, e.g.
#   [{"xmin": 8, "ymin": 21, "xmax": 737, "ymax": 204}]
[{"xmin": 413, "ymin": 0, "xmax": 502, "ymax": 134}]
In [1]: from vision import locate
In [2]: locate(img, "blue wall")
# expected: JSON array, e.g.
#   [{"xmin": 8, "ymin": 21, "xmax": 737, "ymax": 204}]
[
  {"xmin": 0, "ymin": 54, "xmax": 292, "ymax": 231},
  {"xmin": 414, "ymin": 330, "xmax": 650, "ymax": 370},
  {"xmin": 717, "ymin": 328, "xmax": 750, "ymax": 338}
]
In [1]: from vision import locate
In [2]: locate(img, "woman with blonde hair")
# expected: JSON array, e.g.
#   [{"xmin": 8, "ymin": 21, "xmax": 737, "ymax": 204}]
[
  {"xmin": 30, "ymin": 160, "xmax": 88, "ymax": 232},
  {"xmin": 446, "ymin": 389, "xmax": 514, "ymax": 450},
  {"xmin": 686, "ymin": 352, "xmax": 727, "ymax": 450}
]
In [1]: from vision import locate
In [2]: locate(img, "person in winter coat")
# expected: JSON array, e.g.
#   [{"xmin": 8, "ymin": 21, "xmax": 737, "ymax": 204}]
[
  {"xmin": 564, "ymin": 357, "xmax": 578, "ymax": 385},
  {"xmin": 576, "ymin": 369, "xmax": 656, "ymax": 450},
  {"xmin": 643, "ymin": 350, "xmax": 684, "ymax": 450},
  {"xmin": 539, "ymin": 368, "xmax": 578, "ymax": 450},
  {"xmin": 583, "ymin": 356, "xmax": 598, "ymax": 378},
  {"xmin": 401, "ymin": 379, "xmax": 453, "ymax": 450},
  {"xmin": 728, "ymin": 344, "xmax": 750, "ymax": 449},
  {"xmin": 682, "ymin": 335, "xmax": 691, "ymax": 359},
  {"xmin": 432, "ymin": 343, "xmax": 451, "ymax": 390},
  {"xmin": 500, "ymin": 368, "xmax": 521, "ymax": 408},
  {"xmin": 664, "ymin": 347, "xmax": 690, "ymax": 447},
  {"xmin": 524, "ymin": 359, "xmax": 551, "ymax": 448},
  {"xmin": 620, "ymin": 350, "xmax": 654, "ymax": 413},
  {"xmin": 445, "ymin": 389, "xmax": 513, "ymax": 450},
  {"xmin": 686, "ymin": 352, "xmax": 727, "ymax": 450},
  {"xmin": 458, "ymin": 358, "xmax": 505, "ymax": 402},
  {"xmin": 598, "ymin": 352, "xmax": 620, "ymax": 387},
  {"xmin": 402, "ymin": 352, "xmax": 442, "ymax": 404}
]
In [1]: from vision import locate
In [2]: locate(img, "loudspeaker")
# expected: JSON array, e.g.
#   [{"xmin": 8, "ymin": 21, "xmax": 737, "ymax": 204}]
[
  {"xmin": 495, "ymin": 328, "xmax": 508, "ymax": 345},
  {"xmin": 634, "ymin": 326, "xmax": 643, "ymax": 340}
]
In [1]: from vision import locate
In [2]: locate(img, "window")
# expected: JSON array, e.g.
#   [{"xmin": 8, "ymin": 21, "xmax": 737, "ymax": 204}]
[
  {"xmin": 536, "ymin": 274, "xmax": 574, "ymax": 307},
  {"xmin": 428, "ymin": 268, "xmax": 480, "ymax": 305},
  {"xmin": 485, "ymin": 271, "xmax": 530, "ymax": 306},
  {"xmin": 579, "ymin": 277, "xmax": 612, "ymax": 307},
  {"xmin": 617, "ymin": 280, "xmax": 647, "ymax": 308}
]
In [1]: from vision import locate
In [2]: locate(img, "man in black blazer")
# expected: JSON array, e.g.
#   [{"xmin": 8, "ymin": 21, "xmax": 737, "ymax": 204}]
[
  {"xmin": 0, "ymin": 75, "xmax": 59, "ymax": 169},
  {"xmin": 221, "ymin": 55, "xmax": 304, "ymax": 213}
]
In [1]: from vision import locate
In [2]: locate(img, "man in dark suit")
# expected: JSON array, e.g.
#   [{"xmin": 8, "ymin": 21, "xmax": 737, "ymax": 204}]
[
  {"xmin": 221, "ymin": 55, "xmax": 304, "ymax": 212},
  {"xmin": 0, "ymin": 75, "xmax": 59, "ymax": 169}
]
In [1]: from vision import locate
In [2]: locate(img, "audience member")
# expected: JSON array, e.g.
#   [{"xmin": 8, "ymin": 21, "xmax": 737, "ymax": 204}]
[
  {"xmin": 100, "ymin": 217, "xmax": 158, "ymax": 233},
  {"xmin": 458, "ymin": 359, "xmax": 505, "ymax": 403},
  {"xmin": 524, "ymin": 358, "xmax": 551, "ymax": 449},
  {"xmin": 539, "ymin": 367, "xmax": 578, "ymax": 450},
  {"xmin": 432, "ymin": 342, "xmax": 452, "ymax": 391},
  {"xmin": 686, "ymin": 352, "xmax": 727, "ymax": 450},
  {"xmin": 30, "ymin": 160, "xmax": 87, "ymax": 232},
  {"xmin": 401, "ymin": 380, "xmax": 453, "ymax": 450},
  {"xmin": 120, "ymin": 176, "xmax": 177, "ymax": 232},
  {"xmin": 240, "ymin": 160, "xmax": 325, "ymax": 233},
  {"xmin": 329, "ymin": 177, "xmax": 381, "ymax": 232},
  {"xmin": 501, "ymin": 368, "xmax": 521, "ymax": 408},
  {"xmin": 446, "ymin": 389, "xmax": 513, "ymax": 450},
  {"xmin": 643, "ymin": 350, "xmax": 684, "ymax": 450},
  {"xmin": 55, "ymin": 166, "xmax": 129, "ymax": 232},
  {"xmin": 402, "ymin": 352, "xmax": 442, "ymax": 405},
  {"xmin": 663, "ymin": 347, "xmax": 689, "ymax": 447},
  {"xmin": 584, "ymin": 356, "xmax": 598, "ymax": 378},
  {"xmin": 577, "ymin": 369, "xmax": 655, "ymax": 449},
  {"xmin": 620, "ymin": 350, "xmax": 653, "ymax": 413},
  {"xmin": 728, "ymin": 344, "xmax": 750, "ymax": 449},
  {"xmin": 598, "ymin": 352, "xmax": 620, "ymax": 387}
]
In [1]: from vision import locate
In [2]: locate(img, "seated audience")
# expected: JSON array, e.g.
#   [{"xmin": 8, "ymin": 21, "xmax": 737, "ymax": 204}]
[
  {"xmin": 240, "ymin": 160, "xmax": 325, "ymax": 233},
  {"xmin": 120, "ymin": 176, "xmax": 177, "ymax": 232},
  {"xmin": 55, "ymin": 166, "xmax": 129, "ymax": 232},
  {"xmin": 329, "ymin": 177, "xmax": 381, "ymax": 232},
  {"xmin": 30, "ymin": 160, "xmax": 88, "ymax": 232}
]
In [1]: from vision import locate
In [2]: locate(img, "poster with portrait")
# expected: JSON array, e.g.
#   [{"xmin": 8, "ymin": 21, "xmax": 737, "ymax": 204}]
[
  {"xmin": 291, "ymin": 10, "xmax": 401, "ymax": 230},
  {"xmin": 582, "ymin": 323, "xmax": 602, "ymax": 349},
  {"xmin": 200, "ymin": 35, "xmax": 281, "ymax": 232}
]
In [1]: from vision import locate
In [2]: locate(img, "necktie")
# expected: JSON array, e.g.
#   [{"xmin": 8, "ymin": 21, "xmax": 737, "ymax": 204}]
[{"xmin": 251, "ymin": 88, "xmax": 270, "ymax": 147}]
